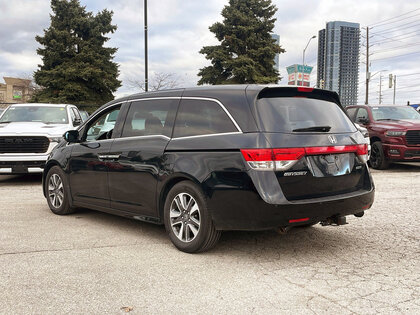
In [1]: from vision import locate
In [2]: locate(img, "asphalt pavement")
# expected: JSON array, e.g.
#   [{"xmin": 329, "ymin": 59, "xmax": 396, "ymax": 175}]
[{"xmin": 0, "ymin": 164, "xmax": 419, "ymax": 314}]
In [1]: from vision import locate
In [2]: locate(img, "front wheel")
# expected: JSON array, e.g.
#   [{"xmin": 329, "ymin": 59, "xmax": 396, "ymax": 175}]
[
  {"xmin": 369, "ymin": 141, "xmax": 390, "ymax": 170},
  {"xmin": 164, "ymin": 181, "xmax": 221, "ymax": 253},
  {"xmin": 45, "ymin": 166, "xmax": 76, "ymax": 215}
]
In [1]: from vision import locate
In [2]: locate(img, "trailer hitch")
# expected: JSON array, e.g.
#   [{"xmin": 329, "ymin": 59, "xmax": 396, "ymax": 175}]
[{"xmin": 320, "ymin": 215, "xmax": 347, "ymax": 226}]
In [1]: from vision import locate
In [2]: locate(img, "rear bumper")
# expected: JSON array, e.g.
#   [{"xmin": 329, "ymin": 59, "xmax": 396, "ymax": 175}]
[
  {"xmin": 209, "ymin": 187, "xmax": 374, "ymax": 231},
  {"xmin": 0, "ymin": 154, "xmax": 49, "ymax": 174},
  {"xmin": 383, "ymin": 143, "xmax": 420, "ymax": 161}
]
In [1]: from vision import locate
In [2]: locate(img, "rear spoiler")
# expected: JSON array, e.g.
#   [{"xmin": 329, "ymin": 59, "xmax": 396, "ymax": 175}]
[{"xmin": 256, "ymin": 86, "xmax": 343, "ymax": 109}]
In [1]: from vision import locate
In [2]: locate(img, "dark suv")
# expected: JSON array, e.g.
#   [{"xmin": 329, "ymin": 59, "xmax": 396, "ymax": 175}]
[
  {"xmin": 43, "ymin": 86, "xmax": 374, "ymax": 253},
  {"xmin": 346, "ymin": 105, "xmax": 420, "ymax": 169}
]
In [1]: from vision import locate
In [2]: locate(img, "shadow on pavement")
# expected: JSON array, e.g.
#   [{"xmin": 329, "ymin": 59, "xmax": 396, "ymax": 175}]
[
  {"xmin": 0, "ymin": 174, "xmax": 43, "ymax": 185},
  {"xmin": 370, "ymin": 162, "xmax": 420, "ymax": 173},
  {"xmin": 59, "ymin": 206, "xmax": 358, "ymax": 257}
]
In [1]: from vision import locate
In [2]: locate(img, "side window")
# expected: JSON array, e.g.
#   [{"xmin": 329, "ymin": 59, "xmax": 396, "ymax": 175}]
[
  {"xmin": 173, "ymin": 99, "xmax": 237, "ymax": 138},
  {"xmin": 122, "ymin": 99, "xmax": 178, "ymax": 138},
  {"xmin": 69, "ymin": 108, "xmax": 76, "ymax": 122},
  {"xmin": 346, "ymin": 108, "xmax": 357, "ymax": 121},
  {"xmin": 71, "ymin": 108, "xmax": 82, "ymax": 120},
  {"xmin": 71, "ymin": 108, "xmax": 82, "ymax": 126},
  {"xmin": 355, "ymin": 108, "xmax": 369, "ymax": 123},
  {"xmin": 86, "ymin": 106, "xmax": 121, "ymax": 141}
]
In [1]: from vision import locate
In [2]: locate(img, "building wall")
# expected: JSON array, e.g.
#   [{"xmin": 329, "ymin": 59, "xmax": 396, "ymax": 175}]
[
  {"xmin": 317, "ymin": 21, "xmax": 360, "ymax": 106},
  {"xmin": 317, "ymin": 29, "xmax": 326, "ymax": 88},
  {"xmin": 0, "ymin": 77, "xmax": 34, "ymax": 108}
]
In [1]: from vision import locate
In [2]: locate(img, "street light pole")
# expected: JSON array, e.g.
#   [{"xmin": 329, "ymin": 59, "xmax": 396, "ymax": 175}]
[
  {"xmin": 144, "ymin": 0, "xmax": 148, "ymax": 92},
  {"xmin": 302, "ymin": 35, "xmax": 316, "ymax": 86},
  {"xmin": 365, "ymin": 27, "xmax": 369, "ymax": 104}
]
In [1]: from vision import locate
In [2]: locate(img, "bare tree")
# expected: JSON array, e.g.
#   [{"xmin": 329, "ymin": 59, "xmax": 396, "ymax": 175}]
[{"xmin": 127, "ymin": 72, "xmax": 182, "ymax": 92}]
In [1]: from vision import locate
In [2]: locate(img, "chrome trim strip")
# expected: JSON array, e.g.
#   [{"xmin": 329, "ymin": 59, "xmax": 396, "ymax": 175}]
[
  {"xmin": 171, "ymin": 132, "xmax": 242, "ymax": 140},
  {"xmin": 28, "ymin": 167, "xmax": 43, "ymax": 173},
  {"xmin": 113, "ymin": 135, "xmax": 170, "ymax": 141},
  {"xmin": 126, "ymin": 96, "xmax": 243, "ymax": 133},
  {"xmin": 182, "ymin": 97, "xmax": 243, "ymax": 133},
  {"xmin": 0, "ymin": 168, "xmax": 12, "ymax": 173},
  {"xmin": 0, "ymin": 155, "xmax": 49, "ymax": 161}
]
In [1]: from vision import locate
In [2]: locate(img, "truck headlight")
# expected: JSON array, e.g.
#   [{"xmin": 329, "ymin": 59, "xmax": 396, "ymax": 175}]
[
  {"xmin": 49, "ymin": 136, "xmax": 64, "ymax": 143},
  {"xmin": 385, "ymin": 130, "xmax": 406, "ymax": 137}
]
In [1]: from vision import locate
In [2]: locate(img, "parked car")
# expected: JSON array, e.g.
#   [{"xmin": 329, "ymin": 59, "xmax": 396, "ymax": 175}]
[
  {"xmin": 42, "ymin": 86, "xmax": 374, "ymax": 253},
  {"xmin": 354, "ymin": 123, "xmax": 371, "ymax": 157},
  {"xmin": 346, "ymin": 104, "xmax": 420, "ymax": 169},
  {"xmin": 0, "ymin": 103, "xmax": 82, "ymax": 174},
  {"xmin": 79, "ymin": 110, "xmax": 90, "ymax": 121}
]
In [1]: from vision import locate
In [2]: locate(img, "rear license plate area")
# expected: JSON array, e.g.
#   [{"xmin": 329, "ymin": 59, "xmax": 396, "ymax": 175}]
[{"xmin": 307, "ymin": 153, "xmax": 353, "ymax": 177}]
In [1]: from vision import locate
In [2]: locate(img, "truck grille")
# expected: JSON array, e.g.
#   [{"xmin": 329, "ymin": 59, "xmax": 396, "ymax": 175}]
[
  {"xmin": 0, "ymin": 136, "xmax": 50, "ymax": 153},
  {"xmin": 406, "ymin": 130, "xmax": 420, "ymax": 145}
]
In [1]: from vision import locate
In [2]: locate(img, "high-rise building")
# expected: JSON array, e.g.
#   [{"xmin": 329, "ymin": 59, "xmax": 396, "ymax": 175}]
[{"xmin": 317, "ymin": 21, "xmax": 360, "ymax": 106}]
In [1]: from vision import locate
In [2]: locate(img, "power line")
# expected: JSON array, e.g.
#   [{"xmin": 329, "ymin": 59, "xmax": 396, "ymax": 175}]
[
  {"xmin": 371, "ymin": 51, "xmax": 420, "ymax": 62},
  {"xmin": 371, "ymin": 23, "xmax": 420, "ymax": 36},
  {"xmin": 371, "ymin": 16, "xmax": 420, "ymax": 33},
  {"xmin": 398, "ymin": 83, "xmax": 420, "ymax": 90},
  {"xmin": 368, "ymin": 8, "xmax": 420, "ymax": 27},
  {"xmin": 397, "ymin": 72, "xmax": 420, "ymax": 77},
  {"xmin": 370, "ymin": 30, "xmax": 420, "ymax": 45},
  {"xmin": 371, "ymin": 42, "xmax": 420, "ymax": 54}
]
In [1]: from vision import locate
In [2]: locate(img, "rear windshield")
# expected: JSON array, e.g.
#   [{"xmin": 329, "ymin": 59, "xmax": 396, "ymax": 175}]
[{"xmin": 256, "ymin": 97, "xmax": 357, "ymax": 133}]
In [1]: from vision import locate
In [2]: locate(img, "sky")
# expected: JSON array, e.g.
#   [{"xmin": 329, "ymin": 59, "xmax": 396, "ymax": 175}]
[{"xmin": 1, "ymin": 0, "xmax": 420, "ymax": 105}]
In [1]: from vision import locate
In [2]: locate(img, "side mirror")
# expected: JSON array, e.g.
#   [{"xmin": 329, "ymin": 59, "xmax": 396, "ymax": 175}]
[
  {"xmin": 64, "ymin": 130, "xmax": 79, "ymax": 143},
  {"xmin": 357, "ymin": 117, "xmax": 369, "ymax": 125},
  {"xmin": 73, "ymin": 118, "xmax": 82, "ymax": 126}
]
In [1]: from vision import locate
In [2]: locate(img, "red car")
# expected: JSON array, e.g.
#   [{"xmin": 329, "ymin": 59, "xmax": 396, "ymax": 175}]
[{"xmin": 346, "ymin": 105, "xmax": 420, "ymax": 169}]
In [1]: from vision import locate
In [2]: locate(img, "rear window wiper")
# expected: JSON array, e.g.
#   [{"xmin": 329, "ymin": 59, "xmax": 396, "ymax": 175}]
[
  {"xmin": 0, "ymin": 121, "xmax": 12, "ymax": 124},
  {"xmin": 376, "ymin": 118, "xmax": 398, "ymax": 121},
  {"xmin": 293, "ymin": 126, "xmax": 331, "ymax": 132}
]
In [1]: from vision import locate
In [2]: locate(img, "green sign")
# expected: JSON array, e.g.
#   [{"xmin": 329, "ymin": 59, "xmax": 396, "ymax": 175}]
[{"xmin": 286, "ymin": 64, "xmax": 313, "ymax": 74}]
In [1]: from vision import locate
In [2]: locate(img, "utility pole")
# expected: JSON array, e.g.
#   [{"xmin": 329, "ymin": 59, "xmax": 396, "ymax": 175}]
[
  {"xmin": 144, "ymin": 0, "xmax": 148, "ymax": 92},
  {"xmin": 365, "ymin": 27, "xmax": 369, "ymax": 104},
  {"xmin": 379, "ymin": 74, "xmax": 382, "ymax": 104},
  {"xmin": 393, "ymin": 75, "xmax": 396, "ymax": 104}
]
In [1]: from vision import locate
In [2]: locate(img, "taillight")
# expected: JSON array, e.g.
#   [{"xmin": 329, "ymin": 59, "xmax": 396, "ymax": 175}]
[{"xmin": 241, "ymin": 144, "xmax": 369, "ymax": 171}]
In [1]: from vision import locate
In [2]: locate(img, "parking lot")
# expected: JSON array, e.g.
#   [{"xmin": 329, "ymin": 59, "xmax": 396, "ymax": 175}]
[{"xmin": 0, "ymin": 164, "xmax": 419, "ymax": 314}]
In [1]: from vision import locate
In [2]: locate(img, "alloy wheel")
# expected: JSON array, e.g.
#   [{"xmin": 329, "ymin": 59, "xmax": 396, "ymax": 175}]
[
  {"xmin": 169, "ymin": 192, "xmax": 201, "ymax": 243},
  {"xmin": 48, "ymin": 174, "xmax": 64, "ymax": 209}
]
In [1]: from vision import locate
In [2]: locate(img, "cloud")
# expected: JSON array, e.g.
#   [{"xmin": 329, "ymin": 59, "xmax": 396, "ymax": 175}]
[{"xmin": 0, "ymin": 0, "xmax": 419, "ymax": 104}]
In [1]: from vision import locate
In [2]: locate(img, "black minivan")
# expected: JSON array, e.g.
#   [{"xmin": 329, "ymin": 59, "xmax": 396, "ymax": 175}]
[{"xmin": 43, "ymin": 85, "xmax": 374, "ymax": 253}]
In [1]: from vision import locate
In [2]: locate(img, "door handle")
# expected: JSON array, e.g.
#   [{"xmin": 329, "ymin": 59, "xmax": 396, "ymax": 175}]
[{"xmin": 98, "ymin": 154, "xmax": 120, "ymax": 161}]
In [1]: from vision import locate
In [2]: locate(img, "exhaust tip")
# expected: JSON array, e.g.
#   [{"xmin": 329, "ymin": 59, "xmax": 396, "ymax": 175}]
[{"xmin": 354, "ymin": 211, "xmax": 364, "ymax": 218}]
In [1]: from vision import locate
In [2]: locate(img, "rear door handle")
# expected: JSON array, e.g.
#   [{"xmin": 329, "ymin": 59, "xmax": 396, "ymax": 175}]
[{"xmin": 98, "ymin": 154, "xmax": 120, "ymax": 161}]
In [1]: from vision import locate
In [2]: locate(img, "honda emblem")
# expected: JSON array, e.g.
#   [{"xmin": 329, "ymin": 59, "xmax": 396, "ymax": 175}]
[{"xmin": 328, "ymin": 135, "xmax": 337, "ymax": 144}]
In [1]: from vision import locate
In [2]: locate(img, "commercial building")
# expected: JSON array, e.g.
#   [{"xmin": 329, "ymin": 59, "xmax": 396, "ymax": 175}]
[
  {"xmin": 0, "ymin": 77, "xmax": 34, "ymax": 108},
  {"xmin": 317, "ymin": 21, "xmax": 360, "ymax": 106},
  {"xmin": 286, "ymin": 64, "xmax": 313, "ymax": 87}
]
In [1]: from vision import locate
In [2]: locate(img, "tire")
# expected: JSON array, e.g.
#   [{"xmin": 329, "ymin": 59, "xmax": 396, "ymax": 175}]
[
  {"xmin": 369, "ymin": 141, "xmax": 390, "ymax": 170},
  {"xmin": 163, "ymin": 181, "xmax": 221, "ymax": 253},
  {"xmin": 45, "ymin": 166, "xmax": 76, "ymax": 215}
]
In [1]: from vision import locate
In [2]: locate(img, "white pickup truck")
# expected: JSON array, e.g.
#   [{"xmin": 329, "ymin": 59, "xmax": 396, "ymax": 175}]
[{"xmin": 0, "ymin": 103, "xmax": 82, "ymax": 174}]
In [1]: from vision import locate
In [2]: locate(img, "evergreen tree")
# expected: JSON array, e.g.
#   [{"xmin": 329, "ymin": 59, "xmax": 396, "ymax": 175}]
[
  {"xmin": 32, "ymin": 0, "xmax": 121, "ymax": 106},
  {"xmin": 198, "ymin": 0, "xmax": 284, "ymax": 85}
]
